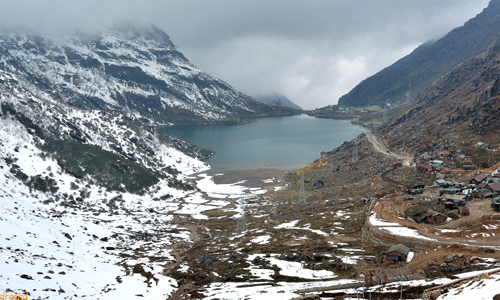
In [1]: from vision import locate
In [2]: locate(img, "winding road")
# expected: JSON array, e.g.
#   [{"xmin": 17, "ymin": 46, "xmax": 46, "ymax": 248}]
[{"xmin": 364, "ymin": 131, "xmax": 412, "ymax": 165}]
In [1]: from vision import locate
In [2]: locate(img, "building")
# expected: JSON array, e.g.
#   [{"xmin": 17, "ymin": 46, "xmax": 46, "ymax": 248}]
[
  {"xmin": 476, "ymin": 142, "xmax": 495, "ymax": 150},
  {"xmin": 393, "ymin": 162, "xmax": 403, "ymax": 169},
  {"xmin": 485, "ymin": 182, "xmax": 500, "ymax": 194},
  {"xmin": 384, "ymin": 244, "xmax": 411, "ymax": 265},
  {"xmin": 421, "ymin": 210, "xmax": 447, "ymax": 224},
  {"xmin": 430, "ymin": 160, "xmax": 444, "ymax": 167},
  {"xmin": 458, "ymin": 207, "xmax": 470, "ymax": 216},
  {"xmin": 365, "ymin": 267, "xmax": 414, "ymax": 286},
  {"xmin": 417, "ymin": 164, "xmax": 434, "ymax": 173},
  {"xmin": 470, "ymin": 173, "xmax": 489, "ymax": 185}
]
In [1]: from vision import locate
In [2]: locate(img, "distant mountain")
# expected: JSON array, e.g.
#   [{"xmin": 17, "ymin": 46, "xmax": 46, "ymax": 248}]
[
  {"xmin": 338, "ymin": 0, "xmax": 500, "ymax": 107},
  {"xmin": 254, "ymin": 93, "xmax": 302, "ymax": 110},
  {"xmin": 0, "ymin": 24, "xmax": 297, "ymax": 124}
]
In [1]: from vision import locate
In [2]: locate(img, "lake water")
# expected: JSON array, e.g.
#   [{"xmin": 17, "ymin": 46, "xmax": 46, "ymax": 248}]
[{"xmin": 160, "ymin": 114, "xmax": 366, "ymax": 172}]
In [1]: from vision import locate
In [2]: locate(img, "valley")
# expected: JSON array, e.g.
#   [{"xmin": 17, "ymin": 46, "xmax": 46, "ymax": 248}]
[{"xmin": 3, "ymin": 3, "xmax": 500, "ymax": 298}]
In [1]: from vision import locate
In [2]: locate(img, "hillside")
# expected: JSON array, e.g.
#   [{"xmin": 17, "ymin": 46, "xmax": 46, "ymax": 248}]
[
  {"xmin": 0, "ymin": 24, "xmax": 297, "ymax": 125},
  {"xmin": 375, "ymin": 35, "xmax": 500, "ymax": 164},
  {"xmin": 254, "ymin": 93, "xmax": 302, "ymax": 110},
  {"xmin": 338, "ymin": 0, "xmax": 500, "ymax": 107}
]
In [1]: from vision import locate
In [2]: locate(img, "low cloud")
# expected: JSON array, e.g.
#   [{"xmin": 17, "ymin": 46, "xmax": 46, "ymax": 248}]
[{"xmin": 0, "ymin": 0, "xmax": 490, "ymax": 109}]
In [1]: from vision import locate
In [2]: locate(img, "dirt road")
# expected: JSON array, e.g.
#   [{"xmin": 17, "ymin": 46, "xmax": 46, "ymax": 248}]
[{"xmin": 365, "ymin": 131, "xmax": 412, "ymax": 165}]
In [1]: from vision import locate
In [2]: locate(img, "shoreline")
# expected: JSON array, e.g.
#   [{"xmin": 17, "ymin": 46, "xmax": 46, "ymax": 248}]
[{"xmin": 203, "ymin": 167, "xmax": 293, "ymax": 189}]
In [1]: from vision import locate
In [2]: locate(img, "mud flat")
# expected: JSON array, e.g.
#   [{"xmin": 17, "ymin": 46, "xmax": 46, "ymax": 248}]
[{"xmin": 206, "ymin": 167, "xmax": 291, "ymax": 189}]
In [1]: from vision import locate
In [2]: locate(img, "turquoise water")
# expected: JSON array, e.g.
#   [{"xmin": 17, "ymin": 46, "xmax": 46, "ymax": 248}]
[{"xmin": 160, "ymin": 114, "xmax": 366, "ymax": 171}]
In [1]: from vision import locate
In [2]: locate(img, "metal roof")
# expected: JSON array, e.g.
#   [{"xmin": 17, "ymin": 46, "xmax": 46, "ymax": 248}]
[{"xmin": 385, "ymin": 244, "xmax": 411, "ymax": 256}]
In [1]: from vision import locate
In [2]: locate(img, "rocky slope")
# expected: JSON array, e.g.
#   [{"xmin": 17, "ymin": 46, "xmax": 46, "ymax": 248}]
[
  {"xmin": 374, "ymin": 35, "xmax": 500, "ymax": 166},
  {"xmin": 0, "ymin": 24, "xmax": 297, "ymax": 124},
  {"xmin": 338, "ymin": 0, "xmax": 500, "ymax": 107}
]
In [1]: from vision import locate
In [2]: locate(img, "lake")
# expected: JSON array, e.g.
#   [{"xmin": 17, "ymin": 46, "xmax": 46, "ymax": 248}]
[{"xmin": 160, "ymin": 114, "xmax": 366, "ymax": 172}]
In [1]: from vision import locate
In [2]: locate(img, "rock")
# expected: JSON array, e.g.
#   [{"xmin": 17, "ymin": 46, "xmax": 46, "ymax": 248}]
[
  {"xmin": 63, "ymin": 232, "xmax": 72, "ymax": 240},
  {"xmin": 48, "ymin": 270, "xmax": 54, "ymax": 274},
  {"xmin": 443, "ymin": 254, "xmax": 455, "ymax": 263},
  {"xmin": 58, "ymin": 288, "xmax": 65, "ymax": 293},
  {"xmin": 132, "ymin": 264, "xmax": 145, "ymax": 274},
  {"xmin": 20, "ymin": 274, "xmax": 33, "ymax": 280},
  {"xmin": 44, "ymin": 276, "xmax": 52, "ymax": 279},
  {"xmin": 59, "ymin": 271, "xmax": 66, "ymax": 275}
]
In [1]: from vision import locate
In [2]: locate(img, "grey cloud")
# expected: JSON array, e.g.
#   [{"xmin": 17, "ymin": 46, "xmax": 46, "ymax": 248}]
[{"xmin": 0, "ymin": 0, "xmax": 490, "ymax": 109}]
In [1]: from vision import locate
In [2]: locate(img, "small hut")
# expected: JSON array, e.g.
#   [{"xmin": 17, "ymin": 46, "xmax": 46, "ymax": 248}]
[
  {"xmin": 458, "ymin": 206, "xmax": 470, "ymax": 216},
  {"xmin": 384, "ymin": 244, "xmax": 411, "ymax": 265},
  {"xmin": 421, "ymin": 210, "xmax": 447, "ymax": 224}
]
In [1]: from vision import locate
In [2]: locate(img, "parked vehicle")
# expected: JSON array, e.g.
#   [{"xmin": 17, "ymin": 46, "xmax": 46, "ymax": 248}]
[
  {"xmin": 439, "ymin": 189, "xmax": 457, "ymax": 196},
  {"xmin": 453, "ymin": 199, "xmax": 467, "ymax": 206},
  {"xmin": 411, "ymin": 188, "xmax": 424, "ymax": 195},
  {"xmin": 492, "ymin": 197, "xmax": 500, "ymax": 211}
]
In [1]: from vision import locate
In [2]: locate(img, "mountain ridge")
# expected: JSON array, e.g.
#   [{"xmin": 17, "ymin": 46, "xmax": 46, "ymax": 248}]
[
  {"xmin": 338, "ymin": 0, "xmax": 500, "ymax": 107},
  {"xmin": 0, "ymin": 24, "xmax": 297, "ymax": 124}
]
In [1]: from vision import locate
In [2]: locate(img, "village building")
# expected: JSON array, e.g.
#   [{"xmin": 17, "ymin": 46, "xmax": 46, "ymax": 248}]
[
  {"xmin": 421, "ymin": 210, "xmax": 447, "ymax": 224},
  {"xmin": 437, "ymin": 151, "xmax": 452, "ymax": 158},
  {"xmin": 476, "ymin": 189, "xmax": 494, "ymax": 198},
  {"xmin": 458, "ymin": 206, "xmax": 470, "ymax": 216},
  {"xmin": 470, "ymin": 173, "xmax": 489, "ymax": 185},
  {"xmin": 476, "ymin": 142, "xmax": 495, "ymax": 150},
  {"xmin": 492, "ymin": 167, "xmax": 500, "ymax": 177},
  {"xmin": 443, "ymin": 158, "xmax": 456, "ymax": 167},
  {"xmin": 417, "ymin": 164, "xmax": 434, "ymax": 173},
  {"xmin": 384, "ymin": 244, "xmax": 411, "ymax": 265},
  {"xmin": 485, "ymin": 182, "xmax": 500, "ymax": 194},
  {"xmin": 436, "ymin": 179, "xmax": 447, "ymax": 186},
  {"xmin": 430, "ymin": 160, "xmax": 444, "ymax": 167}
]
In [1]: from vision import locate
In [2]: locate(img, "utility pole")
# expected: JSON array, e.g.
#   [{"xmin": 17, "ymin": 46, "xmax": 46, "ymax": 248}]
[
  {"xmin": 406, "ymin": 83, "xmax": 412, "ymax": 105},
  {"xmin": 236, "ymin": 191, "xmax": 247, "ymax": 232},
  {"xmin": 299, "ymin": 172, "xmax": 306, "ymax": 204},
  {"xmin": 352, "ymin": 139, "xmax": 358, "ymax": 162},
  {"xmin": 383, "ymin": 101, "xmax": 388, "ymax": 123}
]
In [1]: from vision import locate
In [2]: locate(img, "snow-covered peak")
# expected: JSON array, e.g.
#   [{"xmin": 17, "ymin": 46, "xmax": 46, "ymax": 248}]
[{"xmin": 0, "ymin": 25, "xmax": 282, "ymax": 124}]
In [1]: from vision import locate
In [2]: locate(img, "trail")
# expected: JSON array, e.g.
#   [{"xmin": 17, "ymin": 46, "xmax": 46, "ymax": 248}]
[{"xmin": 365, "ymin": 131, "xmax": 412, "ymax": 165}]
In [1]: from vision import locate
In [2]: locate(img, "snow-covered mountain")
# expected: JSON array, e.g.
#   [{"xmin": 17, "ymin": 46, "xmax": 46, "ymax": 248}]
[
  {"xmin": 0, "ymin": 24, "xmax": 296, "ymax": 124},
  {"xmin": 0, "ymin": 53, "xmax": 214, "ymax": 298}
]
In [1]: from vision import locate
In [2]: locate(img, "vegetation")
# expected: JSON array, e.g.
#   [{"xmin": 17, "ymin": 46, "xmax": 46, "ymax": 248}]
[{"xmin": 41, "ymin": 137, "xmax": 161, "ymax": 193}]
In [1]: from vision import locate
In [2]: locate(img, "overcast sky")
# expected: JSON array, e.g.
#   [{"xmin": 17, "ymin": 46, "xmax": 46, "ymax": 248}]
[{"xmin": 0, "ymin": 0, "xmax": 491, "ymax": 109}]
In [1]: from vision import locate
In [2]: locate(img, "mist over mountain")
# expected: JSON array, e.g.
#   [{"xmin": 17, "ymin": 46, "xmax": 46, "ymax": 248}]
[
  {"xmin": 338, "ymin": 0, "xmax": 500, "ymax": 107},
  {"xmin": 253, "ymin": 93, "xmax": 302, "ymax": 110},
  {"xmin": 0, "ymin": 24, "xmax": 296, "ymax": 125}
]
